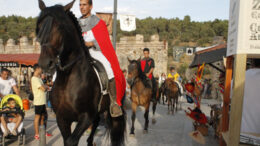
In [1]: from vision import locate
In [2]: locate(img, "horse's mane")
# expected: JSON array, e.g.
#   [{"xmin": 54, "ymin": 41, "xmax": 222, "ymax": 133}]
[
  {"xmin": 66, "ymin": 11, "xmax": 92, "ymax": 59},
  {"xmin": 131, "ymin": 60, "xmax": 152, "ymax": 88},
  {"xmin": 36, "ymin": 5, "xmax": 92, "ymax": 59}
]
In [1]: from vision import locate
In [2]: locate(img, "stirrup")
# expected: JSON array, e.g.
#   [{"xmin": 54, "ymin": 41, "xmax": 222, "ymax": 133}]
[{"xmin": 110, "ymin": 102, "xmax": 123, "ymax": 117}]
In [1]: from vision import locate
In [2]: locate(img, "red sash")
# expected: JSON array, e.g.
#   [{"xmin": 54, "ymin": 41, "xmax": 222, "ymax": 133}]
[
  {"xmin": 141, "ymin": 60, "xmax": 152, "ymax": 79},
  {"xmin": 92, "ymin": 20, "xmax": 126, "ymax": 106}
]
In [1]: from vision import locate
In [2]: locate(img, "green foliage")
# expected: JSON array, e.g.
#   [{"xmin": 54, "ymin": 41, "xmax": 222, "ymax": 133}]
[
  {"xmin": 0, "ymin": 15, "xmax": 228, "ymax": 47},
  {"xmin": 0, "ymin": 15, "xmax": 37, "ymax": 44},
  {"xmin": 178, "ymin": 63, "xmax": 189, "ymax": 76}
]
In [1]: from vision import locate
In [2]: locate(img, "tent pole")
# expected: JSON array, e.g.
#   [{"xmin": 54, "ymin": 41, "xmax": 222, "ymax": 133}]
[
  {"xmin": 227, "ymin": 54, "xmax": 247, "ymax": 146},
  {"xmin": 18, "ymin": 64, "xmax": 21, "ymax": 90},
  {"xmin": 112, "ymin": 0, "xmax": 117, "ymax": 50},
  {"xmin": 220, "ymin": 56, "xmax": 233, "ymax": 146}
]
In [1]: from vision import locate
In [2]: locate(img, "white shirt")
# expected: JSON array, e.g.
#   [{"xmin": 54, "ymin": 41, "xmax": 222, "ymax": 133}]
[
  {"xmin": 0, "ymin": 77, "xmax": 16, "ymax": 96},
  {"xmin": 31, "ymin": 76, "xmax": 46, "ymax": 105},
  {"xmin": 82, "ymin": 30, "xmax": 95, "ymax": 42},
  {"xmin": 241, "ymin": 68, "xmax": 260, "ymax": 134}
]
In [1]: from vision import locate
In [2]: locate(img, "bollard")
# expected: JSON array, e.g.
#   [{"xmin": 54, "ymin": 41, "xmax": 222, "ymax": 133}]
[{"xmin": 39, "ymin": 125, "xmax": 46, "ymax": 146}]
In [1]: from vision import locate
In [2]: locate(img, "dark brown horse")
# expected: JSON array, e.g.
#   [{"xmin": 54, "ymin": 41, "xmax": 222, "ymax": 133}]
[
  {"xmin": 163, "ymin": 78, "xmax": 180, "ymax": 114},
  {"xmin": 36, "ymin": 1, "xmax": 126, "ymax": 146},
  {"xmin": 127, "ymin": 58, "xmax": 157, "ymax": 136}
]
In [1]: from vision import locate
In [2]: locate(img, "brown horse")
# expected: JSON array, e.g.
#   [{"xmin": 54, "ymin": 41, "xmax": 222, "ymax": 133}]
[
  {"xmin": 127, "ymin": 58, "xmax": 157, "ymax": 136},
  {"xmin": 163, "ymin": 78, "xmax": 181, "ymax": 114}
]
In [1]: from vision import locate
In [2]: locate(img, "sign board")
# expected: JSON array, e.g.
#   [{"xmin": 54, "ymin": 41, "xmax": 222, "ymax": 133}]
[
  {"xmin": 227, "ymin": 0, "xmax": 260, "ymax": 57},
  {"xmin": 96, "ymin": 12, "xmax": 113, "ymax": 35},
  {"xmin": 0, "ymin": 62, "xmax": 19, "ymax": 67},
  {"xmin": 186, "ymin": 48, "xmax": 194, "ymax": 56}
]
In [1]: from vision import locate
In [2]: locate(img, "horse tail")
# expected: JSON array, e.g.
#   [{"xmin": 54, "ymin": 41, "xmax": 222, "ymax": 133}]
[{"xmin": 106, "ymin": 108, "xmax": 126, "ymax": 146}]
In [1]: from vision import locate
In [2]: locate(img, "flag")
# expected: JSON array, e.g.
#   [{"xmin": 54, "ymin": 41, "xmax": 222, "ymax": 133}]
[
  {"xmin": 196, "ymin": 63, "xmax": 205, "ymax": 82},
  {"xmin": 185, "ymin": 83, "xmax": 194, "ymax": 93},
  {"xmin": 119, "ymin": 14, "xmax": 136, "ymax": 32}
]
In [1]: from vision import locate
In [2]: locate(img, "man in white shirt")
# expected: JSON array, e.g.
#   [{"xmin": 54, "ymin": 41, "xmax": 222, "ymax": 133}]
[
  {"xmin": 241, "ymin": 59, "xmax": 260, "ymax": 134},
  {"xmin": 0, "ymin": 68, "xmax": 20, "ymax": 98}
]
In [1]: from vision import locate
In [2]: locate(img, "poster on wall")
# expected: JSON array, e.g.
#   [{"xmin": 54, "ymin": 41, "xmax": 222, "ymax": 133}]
[{"xmin": 227, "ymin": 0, "xmax": 260, "ymax": 57}]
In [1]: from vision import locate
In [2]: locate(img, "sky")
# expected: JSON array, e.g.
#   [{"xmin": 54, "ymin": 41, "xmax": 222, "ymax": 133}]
[{"xmin": 0, "ymin": 0, "xmax": 229, "ymax": 21}]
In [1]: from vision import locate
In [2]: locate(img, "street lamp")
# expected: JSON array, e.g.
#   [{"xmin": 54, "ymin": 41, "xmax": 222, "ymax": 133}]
[{"xmin": 112, "ymin": 0, "xmax": 117, "ymax": 50}]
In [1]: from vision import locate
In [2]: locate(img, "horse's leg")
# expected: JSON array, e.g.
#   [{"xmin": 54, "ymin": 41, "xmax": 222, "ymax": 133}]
[
  {"xmin": 175, "ymin": 95, "xmax": 179, "ymax": 112},
  {"xmin": 172, "ymin": 97, "xmax": 175, "ymax": 115},
  {"xmin": 66, "ymin": 113, "xmax": 92, "ymax": 146},
  {"xmin": 130, "ymin": 103, "xmax": 137, "ymax": 136},
  {"xmin": 152, "ymin": 100, "xmax": 157, "ymax": 124},
  {"xmin": 56, "ymin": 116, "xmax": 72, "ymax": 146},
  {"xmin": 167, "ymin": 96, "xmax": 170, "ymax": 114},
  {"xmin": 143, "ymin": 103, "xmax": 150, "ymax": 133},
  {"xmin": 87, "ymin": 115, "xmax": 100, "ymax": 146},
  {"xmin": 162, "ymin": 94, "xmax": 165, "ymax": 105}
]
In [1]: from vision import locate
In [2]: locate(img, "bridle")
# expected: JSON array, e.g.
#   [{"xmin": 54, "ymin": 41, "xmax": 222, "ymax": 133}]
[{"xmin": 37, "ymin": 14, "xmax": 82, "ymax": 72}]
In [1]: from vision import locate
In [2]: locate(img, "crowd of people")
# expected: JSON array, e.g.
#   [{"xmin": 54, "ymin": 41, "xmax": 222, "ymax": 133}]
[{"xmin": 0, "ymin": 67, "xmax": 52, "ymax": 139}]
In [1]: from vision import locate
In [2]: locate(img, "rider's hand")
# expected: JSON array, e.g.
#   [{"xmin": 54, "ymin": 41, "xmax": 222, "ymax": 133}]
[{"xmin": 85, "ymin": 42, "xmax": 94, "ymax": 47}]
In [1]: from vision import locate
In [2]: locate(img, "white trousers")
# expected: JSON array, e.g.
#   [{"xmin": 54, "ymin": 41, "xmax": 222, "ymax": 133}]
[{"xmin": 89, "ymin": 48, "xmax": 114, "ymax": 79}]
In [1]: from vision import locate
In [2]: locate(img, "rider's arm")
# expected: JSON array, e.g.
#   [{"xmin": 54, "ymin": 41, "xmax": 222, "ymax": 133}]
[
  {"xmin": 83, "ymin": 30, "xmax": 95, "ymax": 47},
  {"xmin": 146, "ymin": 59, "xmax": 155, "ymax": 76},
  {"xmin": 146, "ymin": 68, "xmax": 154, "ymax": 77}
]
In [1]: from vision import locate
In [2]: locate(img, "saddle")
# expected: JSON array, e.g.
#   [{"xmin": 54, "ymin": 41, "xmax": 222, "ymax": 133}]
[{"xmin": 91, "ymin": 59, "xmax": 109, "ymax": 95}]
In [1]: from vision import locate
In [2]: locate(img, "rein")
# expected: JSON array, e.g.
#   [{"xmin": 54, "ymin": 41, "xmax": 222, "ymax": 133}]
[{"xmin": 56, "ymin": 54, "xmax": 82, "ymax": 71}]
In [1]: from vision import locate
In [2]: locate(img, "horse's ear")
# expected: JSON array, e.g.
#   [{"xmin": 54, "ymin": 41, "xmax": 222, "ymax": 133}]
[
  {"xmin": 38, "ymin": 0, "xmax": 46, "ymax": 10},
  {"xmin": 64, "ymin": 0, "xmax": 75, "ymax": 12}
]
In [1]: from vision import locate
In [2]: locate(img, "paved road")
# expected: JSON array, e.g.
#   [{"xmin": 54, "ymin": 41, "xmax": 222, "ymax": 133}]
[{"xmin": 4, "ymin": 98, "xmax": 220, "ymax": 146}]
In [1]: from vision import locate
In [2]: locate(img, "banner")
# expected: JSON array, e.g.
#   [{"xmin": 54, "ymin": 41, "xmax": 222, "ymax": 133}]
[
  {"xmin": 196, "ymin": 63, "xmax": 205, "ymax": 82},
  {"xmin": 119, "ymin": 14, "xmax": 136, "ymax": 32}
]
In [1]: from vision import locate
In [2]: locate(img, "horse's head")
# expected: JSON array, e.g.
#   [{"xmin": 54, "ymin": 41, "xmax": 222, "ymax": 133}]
[
  {"xmin": 36, "ymin": 0, "xmax": 77, "ymax": 73},
  {"xmin": 127, "ymin": 57, "xmax": 141, "ymax": 85}
]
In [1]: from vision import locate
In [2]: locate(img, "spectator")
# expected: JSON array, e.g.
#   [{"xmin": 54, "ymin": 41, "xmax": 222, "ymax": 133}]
[
  {"xmin": 31, "ymin": 64, "xmax": 51, "ymax": 140},
  {"xmin": 1, "ymin": 98, "xmax": 23, "ymax": 136},
  {"xmin": 159, "ymin": 73, "xmax": 166, "ymax": 87},
  {"xmin": 0, "ymin": 68, "xmax": 20, "ymax": 99},
  {"xmin": 241, "ymin": 59, "xmax": 260, "ymax": 134}
]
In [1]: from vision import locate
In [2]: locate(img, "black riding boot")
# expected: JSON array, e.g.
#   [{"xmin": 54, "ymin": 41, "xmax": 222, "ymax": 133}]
[
  {"xmin": 151, "ymin": 77, "xmax": 157, "ymax": 102},
  {"xmin": 109, "ymin": 78, "xmax": 123, "ymax": 117}
]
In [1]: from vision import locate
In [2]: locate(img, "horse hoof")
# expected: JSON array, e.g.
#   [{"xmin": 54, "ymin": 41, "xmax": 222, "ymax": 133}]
[
  {"xmin": 152, "ymin": 119, "xmax": 156, "ymax": 124},
  {"xmin": 143, "ymin": 130, "xmax": 148, "ymax": 134},
  {"xmin": 93, "ymin": 142, "xmax": 96, "ymax": 146},
  {"xmin": 129, "ymin": 134, "xmax": 135, "ymax": 137}
]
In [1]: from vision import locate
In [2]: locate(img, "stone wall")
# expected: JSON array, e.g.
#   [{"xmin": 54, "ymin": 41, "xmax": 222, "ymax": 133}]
[
  {"xmin": 0, "ymin": 36, "xmax": 40, "ymax": 54},
  {"xmin": 116, "ymin": 34, "xmax": 168, "ymax": 77},
  {"xmin": 0, "ymin": 35, "xmax": 168, "ymax": 77}
]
